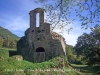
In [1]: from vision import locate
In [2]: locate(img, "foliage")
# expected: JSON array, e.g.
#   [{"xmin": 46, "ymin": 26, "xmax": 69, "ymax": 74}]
[
  {"xmin": 66, "ymin": 45, "xmax": 83, "ymax": 64},
  {"xmin": 0, "ymin": 26, "xmax": 19, "ymax": 48},
  {"xmin": 0, "ymin": 38, "xmax": 4, "ymax": 47},
  {"xmin": 66, "ymin": 45, "xmax": 76, "ymax": 63},
  {"xmin": 74, "ymin": 25, "xmax": 100, "ymax": 65},
  {"xmin": 0, "ymin": 26, "xmax": 19, "ymax": 39},
  {"xmin": 33, "ymin": 0, "xmax": 100, "ymax": 30}
]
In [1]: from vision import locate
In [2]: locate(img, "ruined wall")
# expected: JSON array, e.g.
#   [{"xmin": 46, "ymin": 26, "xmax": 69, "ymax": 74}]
[{"xmin": 17, "ymin": 8, "xmax": 66, "ymax": 62}]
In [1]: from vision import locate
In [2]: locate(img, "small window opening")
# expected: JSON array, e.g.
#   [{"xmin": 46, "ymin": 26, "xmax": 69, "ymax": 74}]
[
  {"xmin": 42, "ymin": 30, "xmax": 45, "ymax": 32},
  {"xmin": 37, "ymin": 30, "xmax": 41, "ymax": 33},
  {"xmin": 31, "ymin": 30, "xmax": 34, "ymax": 32},
  {"xmin": 37, "ymin": 38, "xmax": 40, "ymax": 40}
]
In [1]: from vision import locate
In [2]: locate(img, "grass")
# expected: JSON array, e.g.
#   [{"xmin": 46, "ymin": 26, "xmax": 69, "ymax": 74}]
[
  {"xmin": 71, "ymin": 64, "xmax": 100, "ymax": 75},
  {"xmin": 1, "ymin": 48, "xmax": 100, "ymax": 75},
  {"xmin": 0, "ymin": 59, "xmax": 77, "ymax": 75},
  {"xmin": 0, "ymin": 48, "xmax": 77, "ymax": 75}
]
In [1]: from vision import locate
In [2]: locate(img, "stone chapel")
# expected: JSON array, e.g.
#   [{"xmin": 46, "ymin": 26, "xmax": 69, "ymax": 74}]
[{"xmin": 17, "ymin": 8, "xmax": 66, "ymax": 62}]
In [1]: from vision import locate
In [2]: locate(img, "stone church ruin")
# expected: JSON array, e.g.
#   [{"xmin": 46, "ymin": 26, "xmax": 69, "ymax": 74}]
[{"xmin": 17, "ymin": 8, "xmax": 66, "ymax": 62}]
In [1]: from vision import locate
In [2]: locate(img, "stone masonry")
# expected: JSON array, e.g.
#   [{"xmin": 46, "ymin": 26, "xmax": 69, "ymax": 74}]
[{"xmin": 17, "ymin": 8, "xmax": 66, "ymax": 62}]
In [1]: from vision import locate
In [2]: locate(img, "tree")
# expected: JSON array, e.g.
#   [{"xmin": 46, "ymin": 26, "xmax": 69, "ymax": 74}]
[
  {"xmin": 34, "ymin": 0, "xmax": 100, "ymax": 31},
  {"xmin": 66, "ymin": 45, "xmax": 77, "ymax": 64},
  {"xmin": 74, "ymin": 25, "xmax": 100, "ymax": 65},
  {"xmin": 66, "ymin": 44, "xmax": 85, "ymax": 64},
  {"xmin": 0, "ymin": 38, "xmax": 4, "ymax": 48}
]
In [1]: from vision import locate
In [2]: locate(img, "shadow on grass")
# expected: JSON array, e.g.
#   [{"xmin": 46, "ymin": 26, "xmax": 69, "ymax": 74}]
[{"xmin": 70, "ymin": 64, "xmax": 100, "ymax": 75}]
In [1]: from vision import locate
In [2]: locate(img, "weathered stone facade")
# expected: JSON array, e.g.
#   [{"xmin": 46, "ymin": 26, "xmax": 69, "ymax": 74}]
[{"xmin": 17, "ymin": 8, "xmax": 66, "ymax": 62}]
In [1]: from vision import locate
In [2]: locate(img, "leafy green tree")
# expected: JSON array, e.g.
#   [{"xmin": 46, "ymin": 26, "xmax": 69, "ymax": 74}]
[
  {"xmin": 0, "ymin": 38, "xmax": 4, "ymax": 48},
  {"xmin": 3, "ymin": 38, "xmax": 18, "ymax": 48},
  {"xmin": 75, "ymin": 25, "xmax": 100, "ymax": 65},
  {"xmin": 34, "ymin": 0, "xmax": 100, "ymax": 30},
  {"xmin": 66, "ymin": 45, "xmax": 78, "ymax": 64},
  {"xmin": 0, "ymin": 26, "xmax": 19, "ymax": 49}
]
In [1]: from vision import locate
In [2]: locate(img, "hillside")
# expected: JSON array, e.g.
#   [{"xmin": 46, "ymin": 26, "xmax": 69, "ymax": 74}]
[
  {"xmin": 0, "ymin": 26, "xmax": 19, "ymax": 48},
  {"xmin": 0, "ymin": 26, "xmax": 19, "ymax": 39}
]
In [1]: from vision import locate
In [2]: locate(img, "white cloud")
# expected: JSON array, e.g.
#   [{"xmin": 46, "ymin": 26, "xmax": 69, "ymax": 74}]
[
  {"xmin": 5, "ymin": 16, "xmax": 29, "ymax": 37},
  {"xmin": 5, "ymin": 16, "xmax": 29, "ymax": 31},
  {"xmin": 53, "ymin": 21, "xmax": 91, "ymax": 46},
  {"xmin": 63, "ymin": 33, "xmax": 78, "ymax": 46}
]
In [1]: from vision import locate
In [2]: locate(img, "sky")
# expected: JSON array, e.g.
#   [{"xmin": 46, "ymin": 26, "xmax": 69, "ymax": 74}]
[{"xmin": 0, "ymin": 0, "xmax": 91, "ymax": 46}]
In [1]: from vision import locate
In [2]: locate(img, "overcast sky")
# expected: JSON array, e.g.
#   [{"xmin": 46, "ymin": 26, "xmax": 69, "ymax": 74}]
[{"xmin": 0, "ymin": 0, "xmax": 91, "ymax": 46}]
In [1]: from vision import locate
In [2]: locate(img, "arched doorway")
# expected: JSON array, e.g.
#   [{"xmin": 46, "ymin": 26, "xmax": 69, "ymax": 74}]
[
  {"xmin": 34, "ymin": 47, "xmax": 45, "ymax": 62},
  {"xmin": 36, "ymin": 47, "xmax": 45, "ymax": 52}
]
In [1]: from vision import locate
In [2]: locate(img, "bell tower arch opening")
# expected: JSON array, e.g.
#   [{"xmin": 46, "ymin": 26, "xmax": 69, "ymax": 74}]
[
  {"xmin": 29, "ymin": 8, "xmax": 46, "ymax": 28},
  {"xmin": 36, "ymin": 13, "xmax": 40, "ymax": 27},
  {"xmin": 36, "ymin": 47, "xmax": 45, "ymax": 52}
]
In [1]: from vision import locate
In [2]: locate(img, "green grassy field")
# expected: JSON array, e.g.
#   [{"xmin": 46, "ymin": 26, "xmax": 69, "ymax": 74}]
[
  {"xmin": 0, "ymin": 48, "xmax": 100, "ymax": 75},
  {"xmin": 0, "ymin": 48, "xmax": 77, "ymax": 75},
  {"xmin": 71, "ymin": 64, "xmax": 100, "ymax": 75}
]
